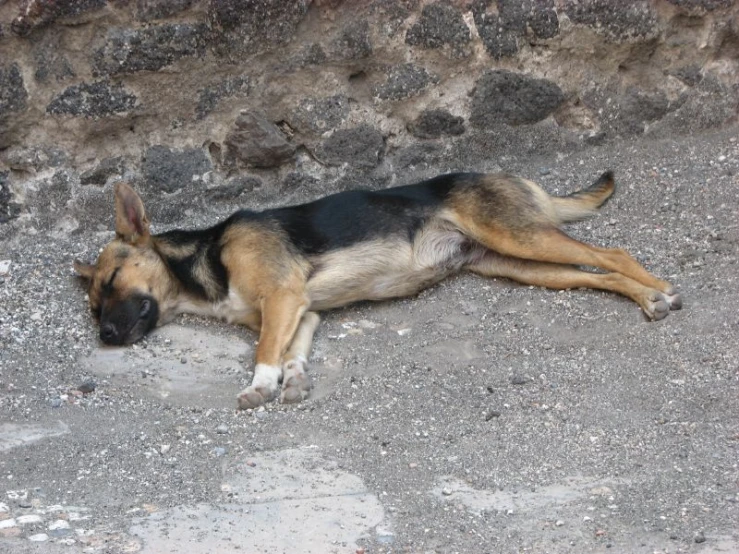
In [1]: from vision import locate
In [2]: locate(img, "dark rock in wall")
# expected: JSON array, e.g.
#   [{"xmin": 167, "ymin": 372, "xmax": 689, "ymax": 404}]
[
  {"xmin": 317, "ymin": 125, "xmax": 384, "ymax": 168},
  {"xmin": 142, "ymin": 145, "xmax": 212, "ymax": 193},
  {"xmin": 582, "ymin": 85, "xmax": 672, "ymax": 137},
  {"xmin": 373, "ymin": 64, "xmax": 439, "ymax": 101},
  {"xmin": 0, "ymin": 64, "xmax": 28, "ymax": 117},
  {"xmin": 0, "ymin": 172, "xmax": 22, "ymax": 224},
  {"xmin": 563, "ymin": 0, "xmax": 658, "ymax": 42},
  {"xmin": 409, "ymin": 109, "xmax": 465, "ymax": 139},
  {"xmin": 290, "ymin": 95, "xmax": 350, "ymax": 135},
  {"xmin": 196, "ymin": 76, "xmax": 251, "ymax": 120},
  {"xmin": 289, "ymin": 44, "xmax": 328, "ymax": 69},
  {"xmin": 224, "ymin": 111, "xmax": 296, "ymax": 169},
  {"xmin": 47, "ymin": 80, "xmax": 137, "ymax": 117},
  {"xmin": 405, "ymin": 2, "xmax": 471, "ymax": 56},
  {"xmin": 11, "ymin": 0, "xmax": 107, "ymax": 36},
  {"xmin": 331, "ymin": 21, "xmax": 373, "ymax": 60},
  {"xmin": 472, "ymin": 0, "xmax": 559, "ymax": 59},
  {"xmin": 92, "ymin": 24, "xmax": 207, "ymax": 75},
  {"xmin": 80, "ymin": 157, "xmax": 126, "ymax": 186},
  {"xmin": 209, "ymin": 0, "xmax": 310, "ymax": 59},
  {"xmin": 135, "ymin": 0, "xmax": 194, "ymax": 21},
  {"xmin": 470, "ymin": 70, "xmax": 565, "ymax": 128}
]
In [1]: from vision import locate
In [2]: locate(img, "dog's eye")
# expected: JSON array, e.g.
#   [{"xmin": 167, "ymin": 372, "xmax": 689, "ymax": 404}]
[{"xmin": 140, "ymin": 299, "xmax": 151, "ymax": 317}]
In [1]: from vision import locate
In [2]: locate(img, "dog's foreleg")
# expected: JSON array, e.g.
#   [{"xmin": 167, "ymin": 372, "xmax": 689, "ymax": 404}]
[
  {"xmin": 237, "ymin": 293, "xmax": 308, "ymax": 410},
  {"xmin": 280, "ymin": 311, "xmax": 321, "ymax": 404}
]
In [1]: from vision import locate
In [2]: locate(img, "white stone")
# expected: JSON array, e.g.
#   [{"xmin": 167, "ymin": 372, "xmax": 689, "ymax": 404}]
[
  {"xmin": 48, "ymin": 519, "xmax": 71, "ymax": 530},
  {"xmin": 0, "ymin": 518, "xmax": 17, "ymax": 529},
  {"xmin": 0, "ymin": 260, "xmax": 10, "ymax": 276},
  {"xmin": 17, "ymin": 514, "xmax": 43, "ymax": 525},
  {"xmin": 28, "ymin": 533, "xmax": 49, "ymax": 542}
]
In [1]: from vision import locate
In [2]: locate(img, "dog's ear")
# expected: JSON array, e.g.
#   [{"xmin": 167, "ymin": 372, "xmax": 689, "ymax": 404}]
[
  {"xmin": 114, "ymin": 182, "xmax": 150, "ymax": 243},
  {"xmin": 74, "ymin": 259, "xmax": 96, "ymax": 280}
]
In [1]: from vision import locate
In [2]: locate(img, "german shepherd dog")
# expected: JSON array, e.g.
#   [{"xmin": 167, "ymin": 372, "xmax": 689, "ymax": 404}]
[{"xmin": 75, "ymin": 172, "xmax": 682, "ymax": 409}]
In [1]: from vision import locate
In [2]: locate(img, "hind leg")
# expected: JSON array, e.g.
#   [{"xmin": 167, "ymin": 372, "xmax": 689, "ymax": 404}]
[
  {"xmin": 464, "ymin": 225, "xmax": 682, "ymax": 312},
  {"xmin": 467, "ymin": 251, "xmax": 676, "ymax": 320}
]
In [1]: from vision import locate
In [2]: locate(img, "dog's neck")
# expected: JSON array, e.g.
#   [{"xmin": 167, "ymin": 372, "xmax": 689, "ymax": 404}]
[{"xmin": 152, "ymin": 226, "xmax": 229, "ymax": 306}]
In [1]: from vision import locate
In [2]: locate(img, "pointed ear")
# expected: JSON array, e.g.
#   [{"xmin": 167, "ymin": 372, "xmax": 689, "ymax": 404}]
[
  {"xmin": 74, "ymin": 259, "xmax": 96, "ymax": 280},
  {"xmin": 114, "ymin": 182, "xmax": 150, "ymax": 243}
]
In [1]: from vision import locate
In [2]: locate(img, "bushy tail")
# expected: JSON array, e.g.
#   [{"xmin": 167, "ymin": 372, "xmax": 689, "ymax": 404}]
[{"xmin": 551, "ymin": 171, "xmax": 615, "ymax": 224}]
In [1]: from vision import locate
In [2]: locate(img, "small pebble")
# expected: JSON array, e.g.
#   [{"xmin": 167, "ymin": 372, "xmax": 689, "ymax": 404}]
[
  {"xmin": 211, "ymin": 447, "xmax": 227, "ymax": 457},
  {"xmin": 48, "ymin": 519, "xmax": 70, "ymax": 530},
  {"xmin": 695, "ymin": 531, "xmax": 706, "ymax": 544},
  {"xmin": 441, "ymin": 488, "xmax": 453, "ymax": 496},
  {"xmin": 510, "ymin": 375, "xmax": 529, "ymax": 385},
  {"xmin": 555, "ymin": 520, "xmax": 565, "ymax": 527},
  {"xmin": 28, "ymin": 533, "xmax": 49, "ymax": 542},
  {"xmin": 78, "ymin": 381, "xmax": 96, "ymax": 394},
  {"xmin": 216, "ymin": 425, "xmax": 229, "ymax": 434},
  {"xmin": 17, "ymin": 514, "xmax": 43, "ymax": 525},
  {"xmin": 49, "ymin": 398, "xmax": 62, "ymax": 408},
  {"xmin": 485, "ymin": 410, "xmax": 501, "ymax": 421}
]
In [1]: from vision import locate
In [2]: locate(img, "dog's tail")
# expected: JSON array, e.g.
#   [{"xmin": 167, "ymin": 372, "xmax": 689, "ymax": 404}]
[{"xmin": 550, "ymin": 171, "xmax": 615, "ymax": 224}]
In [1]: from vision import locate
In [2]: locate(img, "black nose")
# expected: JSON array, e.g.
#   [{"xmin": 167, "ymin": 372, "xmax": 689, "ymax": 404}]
[{"xmin": 100, "ymin": 323, "xmax": 117, "ymax": 343}]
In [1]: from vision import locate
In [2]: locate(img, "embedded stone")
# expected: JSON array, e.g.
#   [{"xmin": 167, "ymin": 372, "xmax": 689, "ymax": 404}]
[
  {"xmin": 409, "ymin": 109, "xmax": 465, "ymax": 139},
  {"xmin": 373, "ymin": 64, "xmax": 439, "ymax": 101},
  {"xmin": 470, "ymin": 70, "xmax": 565, "ymax": 128},
  {"xmin": 47, "ymin": 80, "xmax": 137, "ymax": 117},
  {"xmin": 0, "ymin": 64, "xmax": 28, "ymax": 117},
  {"xmin": 224, "ymin": 112, "xmax": 296, "ymax": 169},
  {"xmin": 142, "ymin": 146, "xmax": 212, "ymax": 193},
  {"xmin": 317, "ymin": 125, "xmax": 384, "ymax": 168}
]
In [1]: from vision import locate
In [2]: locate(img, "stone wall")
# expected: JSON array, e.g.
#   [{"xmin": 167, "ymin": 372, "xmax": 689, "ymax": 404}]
[{"xmin": 0, "ymin": 0, "xmax": 737, "ymax": 232}]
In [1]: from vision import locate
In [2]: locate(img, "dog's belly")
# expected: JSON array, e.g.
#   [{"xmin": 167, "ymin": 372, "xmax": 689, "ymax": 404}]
[{"xmin": 306, "ymin": 229, "xmax": 479, "ymax": 311}]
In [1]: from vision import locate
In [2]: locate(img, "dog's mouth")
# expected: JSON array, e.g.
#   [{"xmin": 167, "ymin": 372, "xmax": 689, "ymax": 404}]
[{"xmin": 99, "ymin": 295, "xmax": 159, "ymax": 346}]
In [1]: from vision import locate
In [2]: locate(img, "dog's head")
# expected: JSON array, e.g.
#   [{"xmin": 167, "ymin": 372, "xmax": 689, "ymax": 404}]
[{"xmin": 75, "ymin": 183, "xmax": 171, "ymax": 345}]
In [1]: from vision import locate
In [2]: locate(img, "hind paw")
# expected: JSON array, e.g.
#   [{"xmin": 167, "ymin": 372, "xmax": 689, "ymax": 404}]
[
  {"xmin": 663, "ymin": 286, "xmax": 683, "ymax": 311},
  {"xmin": 643, "ymin": 291, "xmax": 670, "ymax": 321},
  {"xmin": 237, "ymin": 385, "xmax": 276, "ymax": 409}
]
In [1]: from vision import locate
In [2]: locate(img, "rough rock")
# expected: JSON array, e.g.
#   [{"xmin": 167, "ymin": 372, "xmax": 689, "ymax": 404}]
[
  {"xmin": 563, "ymin": 0, "xmax": 659, "ymax": 42},
  {"xmin": 289, "ymin": 95, "xmax": 350, "ymax": 135},
  {"xmin": 47, "ymin": 80, "xmax": 137, "ymax": 117},
  {"xmin": 0, "ymin": 64, "xmax": 27, "ymax": 117},
  {"xmin": 11, "ymin": 0, "xmax": 106, "ymax": 36},
  {"xmin": 80, "ymin": 157, "xmax": 126, "ymax": 186},
  {"xmin": 470, "ymin": 70, "xmax": 565, "ymax": 128},
  {"xmin": 331, "ymin": 20, "xmax": 373, "ymax": 60},
  {"xmin": 196, "ymin": 76, "xmax": 251, "ymax": 120},
  {"xmin": 316, "ymin": 125, "xmax": 385, "ymax": 168},
  {"xmin": 224, "ymin": 111, "xmax": 296, "ymax": 169},
  {"xmin": 0, "ymin": 171, "xmax": 21, "ymax": 224},
  {"xmin": 92, "ymin": 24, "xmax": 207, "ymax": 75},
  {"xmin": 142, "ymin": 145, "xmax": 212, "ymax": 193},
  {"xmin": 405, "ymin": 2, "xmax": 471, "ymax": 56},
  {"xmin": 409, "ymin": 109, "xmax": 465, "ymax": 139},
  {"xmin": 135, "ymin": 0, "xmax": 194, "ymax": 21}
]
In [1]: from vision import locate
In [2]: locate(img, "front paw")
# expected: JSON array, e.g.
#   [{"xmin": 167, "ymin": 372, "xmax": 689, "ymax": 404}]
[{"xmin": 237, "ymin": 385, "xmax": 277, "ymax": 409}]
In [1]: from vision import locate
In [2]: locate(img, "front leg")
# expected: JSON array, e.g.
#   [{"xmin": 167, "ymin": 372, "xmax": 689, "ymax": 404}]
[
  {"xmin": 237, "ymin": 293, "xmax": 308, "ymax": 410},
  {"xmin": 281, "ymin": 311, "xmax": 321, "ymax": 404}
]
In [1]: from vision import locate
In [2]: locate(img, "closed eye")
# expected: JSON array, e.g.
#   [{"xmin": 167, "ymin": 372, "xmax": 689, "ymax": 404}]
[{"xmin": 102, "ymin": 267, "xmax": 121, "ymax": 295}]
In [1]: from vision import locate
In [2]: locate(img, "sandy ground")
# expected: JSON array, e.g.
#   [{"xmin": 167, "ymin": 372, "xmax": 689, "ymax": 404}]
[{"xmin": 1, "ymin": 127, "xmax": 738, "ymax": 553}]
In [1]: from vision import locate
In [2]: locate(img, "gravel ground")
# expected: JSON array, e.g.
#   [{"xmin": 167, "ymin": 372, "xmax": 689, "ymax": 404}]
[{"xmin": 0, "ymin": 127, "xmax": 738, "ymax": 553}]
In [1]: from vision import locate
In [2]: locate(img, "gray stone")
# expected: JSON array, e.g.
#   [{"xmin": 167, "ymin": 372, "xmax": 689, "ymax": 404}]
[
  {"xmin": 405, "ymin": 2, "xmax": 471, "ymax": 55},
  {"xmin": 135, "ymin": 0, "xmax": 194, "ymax": 21},
  {"xmin": 207, "ymin": 176, "xmax": 262, "ymax": 201},
  {"xmin": 317, "ymin": 125, "xmax": 384, "ymax": 168},
  {"xmin": 0, "ymin": 172, "xmax": 21, "ymax": 224},
  {"xmin": 473, "ymin": 11, "xmax": 519, "ymax": 59},
  {"xmin": 394, "ymin": 142, "xmax": 443, "ymax": 171},
  {"xmin": 290, "ymin": 95, "xmax": 350, "ymax": 135},
  {"xmin": 80, "ymin": 157, "xmax": 126, "ymax": 186},
  {"xmin": 289, "ymin": 44, "xmax": 328, "ymax": 69},
  {"xmin": 225, "ymin": 112, "xmax": 296, "ymax": 169},
  {"xmin": 142, "ymin": 146, "xmax": 212, "ymax": 193},
  {"xmin": 331, "ymin": 21, "xmax": 373, "ymax": 60},
  {"xmin": 409, "ymin": 109, "xmax": 465, "ymax": 139},
  {"xmin": 665, "ymin": 0, "xmax": 732, "ymax": 12},
  {"xmin": 47, "ymin": 80, "xmax": 137, "ymax": 117},
  {"xmin": 563, "ymin": 0, "xmax": 658, "ymax": 42},
  {"xmin": 92, "ymin": 24, "xmax": 207, "ymax": 75},
  {"xmin": 209, "ymin": 0, "xmax": 309, "ymax": 59},
  {"xmin": 0, "ymin": 64, "xmax": 28, "ymax": 117},
  {"xmin": 470, "ymin": 70, "xmax": 565, "ymax": 128},
  {"xmin": 196, "ymin": 76, "xmax": 251, "ymax": 120},
  {"xmin": 373, "ymin": 64, "xmax": 439, "ymax": 101},
  {"xmin": 33, "ymin": 35, "xmax": 76, "ymax": 83}
]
